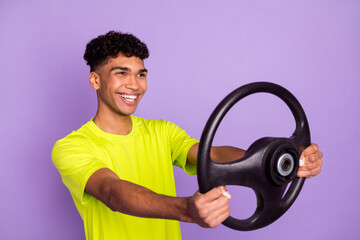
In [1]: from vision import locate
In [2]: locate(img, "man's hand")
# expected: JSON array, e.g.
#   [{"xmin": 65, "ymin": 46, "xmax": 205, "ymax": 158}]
[
  {"xmin": 297, "ymin": 143, "xmax": 323, "ymax": 178},
  {"xmin": 187, "ymin": 186, "xmax": 231, "ymax": 228}
]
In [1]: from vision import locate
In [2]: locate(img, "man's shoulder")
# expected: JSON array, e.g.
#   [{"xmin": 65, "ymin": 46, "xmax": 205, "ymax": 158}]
[{"xmin": 53, "ymin": 120, "xmax": 95, "ymax": 149}]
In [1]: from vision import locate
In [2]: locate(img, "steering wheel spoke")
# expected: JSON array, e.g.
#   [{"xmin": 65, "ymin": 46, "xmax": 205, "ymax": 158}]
[
  {"xmin": 223, "ymin": 184, "xmax": 288, "ymax": 230},
  {"xmin": 210, "ymin": 159, "xmax": 261, "ymax": 187}
]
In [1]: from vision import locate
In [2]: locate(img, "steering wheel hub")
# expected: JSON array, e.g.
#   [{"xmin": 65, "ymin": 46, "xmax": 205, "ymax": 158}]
[{"xmin": 277, "ymin": 153, "xmax": 294, "ymax": 176}]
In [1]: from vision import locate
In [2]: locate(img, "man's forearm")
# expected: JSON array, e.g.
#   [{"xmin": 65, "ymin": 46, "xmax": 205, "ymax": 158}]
[
  {"xmin": 211, "ymin": 146, "xmax": 246, "ymax": 163},
  {"xmin": 104, "ymin": 179, "xmax": 192, "ymax": 222},
  {"xmin": 86, "ymin": 168, "xmax": 231, "ymax": 228},
  {"xmin": 187, "ymin": 143, "xmax": 246, "ymax": 165}
]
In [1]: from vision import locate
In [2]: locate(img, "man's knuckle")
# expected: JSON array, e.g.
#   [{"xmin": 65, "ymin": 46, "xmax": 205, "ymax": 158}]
[
  {"xmin": 308, "ymin": 162, "xmax": 316, "ymax": 170},
  {"xmin": 219, "ymin": 196, "xmax": 228, "ymax": 205},
  {"xmin": 208, "ymin": 220, "xmax": 218, "ymax": 228},
  {"xmin": 198, "ymin": 209, "xmax": 208, "ymax": 219},
  {"xmin": 310, "ymin": 167, "xmax": 320, "ymax": 176},
  {"xmin": 308, "ymin": 155, "xmax": 316, "ymax": 162},
  {"xmin": 226, "ymin": 205, "xmax": 231, "ymax": 212},
  {"xmin": 312, "ymin": 143, "xmax": 319, "ymax": 151},
  {"xmin": 297, "ymin": 171, "xmax": 305, "ymax": 178},
  {"xmin": 194, "ymin": 199, "xmax": 203, "ymax": 208}
]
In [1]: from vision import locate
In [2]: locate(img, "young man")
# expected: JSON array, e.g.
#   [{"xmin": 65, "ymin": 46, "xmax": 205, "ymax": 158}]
[{"xmin": 52, "ymin": 31, "xmax": 323, "ymax": 240}]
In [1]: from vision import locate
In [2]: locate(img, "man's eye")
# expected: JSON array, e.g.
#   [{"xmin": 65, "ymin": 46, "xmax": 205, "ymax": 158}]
[
  {"xmin": 137, "ymin": 73, "xmax": 146, "ymax": 77},
  {"xmin": 117, "ymin": 72, "xmax": 126, "ymax": 76}
]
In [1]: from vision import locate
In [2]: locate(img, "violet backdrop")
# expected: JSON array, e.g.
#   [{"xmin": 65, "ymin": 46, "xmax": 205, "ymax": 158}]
[{"xmin": 1, "ymin": 0, "xmax": 359, "ymax": 239}]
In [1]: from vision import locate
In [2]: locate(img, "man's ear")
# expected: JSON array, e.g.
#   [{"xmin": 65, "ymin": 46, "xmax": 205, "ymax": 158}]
[{"xmin": 89, "ymin": 72, "xmax": 101, "ymax": 90}]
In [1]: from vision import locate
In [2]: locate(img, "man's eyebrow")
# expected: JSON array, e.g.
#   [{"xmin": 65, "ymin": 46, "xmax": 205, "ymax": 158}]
[
  {"xmin": 110, "ymin": 66, "xmax": 131, "ymax": 72},
  {"xmin": 110, "ymin": 66, "xmax": 148, "ymax": 73}
]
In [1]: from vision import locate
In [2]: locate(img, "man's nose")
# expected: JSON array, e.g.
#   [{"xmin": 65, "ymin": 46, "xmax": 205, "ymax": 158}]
[{"xmin": 125, "ymin": 75, "xmax": 139, "ymax": 90}]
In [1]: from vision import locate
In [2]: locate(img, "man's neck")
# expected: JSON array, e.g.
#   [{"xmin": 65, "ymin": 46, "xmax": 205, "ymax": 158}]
[{"xmin": 93, "ymin": 110, "xmax": 132, "ymax": 135}]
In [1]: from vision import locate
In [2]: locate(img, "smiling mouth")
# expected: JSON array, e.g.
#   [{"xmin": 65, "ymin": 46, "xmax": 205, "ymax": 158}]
[{"xmin": 118, "ymin": 93, "xmax": 138, "ymax": 102}]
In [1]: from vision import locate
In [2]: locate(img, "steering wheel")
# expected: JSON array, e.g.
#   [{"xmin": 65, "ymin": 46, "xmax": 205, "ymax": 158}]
[{"xmin": 197, "ymin": 82, "xmax": 311, "ymax": 231}]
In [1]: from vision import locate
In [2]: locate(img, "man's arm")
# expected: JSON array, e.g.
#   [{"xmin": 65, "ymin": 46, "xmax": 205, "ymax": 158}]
[
  {"xmin": 187, "ymin": 143, "xmax": 323, "ymax": 178},
  {"xmin": 85, "ymin": 168, "xmax": 231, "ymax": 228},
  {"xmin": 85, "ymin": 143, "xmax": 322, "ymax": 228},
  {"xmin": 187, "ymin": 143, "xmax": 246, "ymax": 165}
]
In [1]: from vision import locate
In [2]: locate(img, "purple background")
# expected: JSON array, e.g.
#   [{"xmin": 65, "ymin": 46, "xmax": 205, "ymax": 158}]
[{"xmin": 1, "ymin": 0, "xmax": 359, "ymax": 239}]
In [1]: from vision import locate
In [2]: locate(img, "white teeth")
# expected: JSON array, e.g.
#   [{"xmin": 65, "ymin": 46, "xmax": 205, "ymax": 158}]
[{"xmin": 120, "ymin": 94, "xmax": 137, "ymax": 101}]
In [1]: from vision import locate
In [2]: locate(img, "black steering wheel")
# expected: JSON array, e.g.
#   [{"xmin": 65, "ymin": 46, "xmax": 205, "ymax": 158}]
[{"xmin": 197, "ymin": 82, "xmax": 311, "ymax": 231}]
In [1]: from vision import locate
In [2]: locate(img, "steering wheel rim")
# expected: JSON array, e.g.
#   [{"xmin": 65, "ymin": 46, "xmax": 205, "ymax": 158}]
[{"xmin": 197, "ymin": 82, "xmax": 311, "ymax": 231}]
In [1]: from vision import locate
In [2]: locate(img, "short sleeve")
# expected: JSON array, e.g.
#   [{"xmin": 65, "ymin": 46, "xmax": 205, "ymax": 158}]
[
  {"xmin": 51, "ymin": 135, "xmax": 108, "ymax": 205},
  {"xmin": 165, "ymin": 121, "xmax": 199, "ymax": 175}
]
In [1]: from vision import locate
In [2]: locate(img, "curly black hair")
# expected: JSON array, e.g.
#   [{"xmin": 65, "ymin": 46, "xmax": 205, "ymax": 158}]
[{"xmin": 83, "ymin": 31, "xmax": 149, "ymax": 72}]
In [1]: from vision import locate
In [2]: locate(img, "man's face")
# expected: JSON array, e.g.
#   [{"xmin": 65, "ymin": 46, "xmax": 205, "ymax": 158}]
[{"xmin": 92, "ymin": 54, "xmax": 148, "ymax": 117}]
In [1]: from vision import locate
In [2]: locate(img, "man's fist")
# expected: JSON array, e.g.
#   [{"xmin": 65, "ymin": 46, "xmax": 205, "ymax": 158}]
[
  {"xmin": 297, "ymin": 143, "xmax": 323, "ymax": 178},
  {"xmin": 187, "ymin": 186, "xmax": 231, "ymax": 228}
]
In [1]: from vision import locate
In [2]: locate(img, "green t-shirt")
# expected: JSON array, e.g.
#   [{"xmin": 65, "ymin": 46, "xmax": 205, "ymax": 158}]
[{"xmin": 51, "ymin": 116, "xmax": 199, "ymax": 240}]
